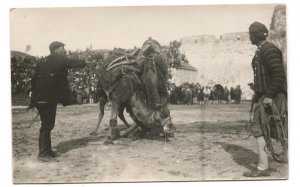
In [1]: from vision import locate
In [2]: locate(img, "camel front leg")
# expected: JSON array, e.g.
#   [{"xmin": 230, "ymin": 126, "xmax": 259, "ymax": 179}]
[
  {"xmin": 90, "ymin": 96, "xmax": 107, "ymax": 135},
  {"xmin": 118, "ymin": 104, "xmax": 130, "ymax": 128},
  {"xmin": 104, "ymin": 101, "xmax": 120, "ymax": 144}
]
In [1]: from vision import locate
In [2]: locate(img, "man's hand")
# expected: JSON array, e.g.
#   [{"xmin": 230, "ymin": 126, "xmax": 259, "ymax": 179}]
[{"xmin": 263, "ymin": 97, "xmax": 273, "ymax": 107}]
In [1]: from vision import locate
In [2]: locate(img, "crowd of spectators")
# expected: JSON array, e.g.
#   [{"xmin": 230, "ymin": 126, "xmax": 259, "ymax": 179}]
[
  {"xmin": 66, "ymin": 50, "xmax": 105, "ymax": 104},
  {"xmin": 11, "ymin": 40, "xmax": 188, "ymax": 105},
  {"xmin": 11, "ymin": 44, "xmax": 242, "ymax": 106},
  {"xmin": 165, "ymin": 40, "xmax": 189, "ymax": 68},
  {"xmin": 11, "ymin": 53, "xmax": 37, "ymax": 94},
  {"xmin": 168, "ymin": 83, "xmax": 243, "ymax": 105},
  {"xmin": 11, "ymin": 50, "xmax": 107, "ymax": 105}
]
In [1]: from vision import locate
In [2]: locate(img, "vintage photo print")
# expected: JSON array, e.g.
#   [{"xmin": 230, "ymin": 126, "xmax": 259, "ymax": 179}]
[{"xmin": 10, "ymin": 4, "xmax": 287, "ymax": 183}]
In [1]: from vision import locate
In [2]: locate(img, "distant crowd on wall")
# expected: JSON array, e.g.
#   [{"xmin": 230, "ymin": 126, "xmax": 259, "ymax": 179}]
[
  {"xmin": 11, "ymin": 49, "xmax": 242, "ymax": 106},
  {"xmin": 168, "ymin": 82, "xmax": 243, "ymax": 105}
]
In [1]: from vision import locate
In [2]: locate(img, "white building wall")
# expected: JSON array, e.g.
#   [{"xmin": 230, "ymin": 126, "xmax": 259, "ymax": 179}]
[{"xmin": 170, "ymin": 68, "xmax": 198, "ymax": 86}]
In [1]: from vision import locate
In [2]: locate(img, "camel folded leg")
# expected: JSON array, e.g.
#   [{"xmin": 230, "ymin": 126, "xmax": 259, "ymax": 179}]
[{"xmin": 119, "ymin": 123, "xmax": 138, "ymax": 137}]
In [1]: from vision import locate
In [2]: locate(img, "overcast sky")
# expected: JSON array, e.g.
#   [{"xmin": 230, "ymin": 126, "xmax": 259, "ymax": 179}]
[{"xmin": 10, "ymin": 4, "xmax": 276, "ymax": 56}]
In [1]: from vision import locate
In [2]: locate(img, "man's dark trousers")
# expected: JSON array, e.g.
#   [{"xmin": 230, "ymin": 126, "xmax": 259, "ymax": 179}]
[{"xmin": 36, "ymin": 102, "xmax": 57, "ymax": 157}]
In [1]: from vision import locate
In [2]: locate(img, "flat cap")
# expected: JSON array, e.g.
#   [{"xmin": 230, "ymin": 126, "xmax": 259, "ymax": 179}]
[{"xmin": 49, "ymin": 41, "xmax": 65, "ymax": 52}]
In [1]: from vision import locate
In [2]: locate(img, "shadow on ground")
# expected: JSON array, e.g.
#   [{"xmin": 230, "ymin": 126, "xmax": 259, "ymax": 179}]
[
  {"xmin": 214, "ymin": 142, "xmax": 258, "ymax": 171},
  {"xmin": 178, "ymin": 120, "xmax": 247, "ymax": 135},
  {"xmin": 55, "ymin": 135, "xmax": 106, "ymax": 154},
  {"xmin": 55, "ymin": 126, "xmax": 168, "ymax": 155}
]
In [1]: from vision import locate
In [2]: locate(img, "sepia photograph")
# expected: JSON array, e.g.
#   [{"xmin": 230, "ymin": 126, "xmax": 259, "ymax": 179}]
[{"xmin": 8, "ymin": 2, "xmax": 290, "ymax": 184}]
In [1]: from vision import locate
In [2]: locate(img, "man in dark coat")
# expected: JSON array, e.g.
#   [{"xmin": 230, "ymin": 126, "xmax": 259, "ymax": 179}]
[
  {"xmin": 234, "ymin": 85, "xmax": 242, "ymax": 104},
  {"xmin": 229, "ymin": 87, "xmax": 235, "ymax": 104},
  {"xmin": 224, "ymin": 86, "xmax": 229, "ymax": 104},
  {"xmin": 243, "ymin": 22, "xmax": 287, "ymax": 177},
  {"xmin": 30, "ymin": 41, "xmax": 87, "ymax": 161},
  {"xmin": 185, "ymin": 87, "xmax": 193, "ymax": 105}
]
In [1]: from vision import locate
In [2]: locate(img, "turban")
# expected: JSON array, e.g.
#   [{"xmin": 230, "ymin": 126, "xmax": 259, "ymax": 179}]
[{"xmin": 249, "ymin": 22, "xmax": 268, "ymax": 39}]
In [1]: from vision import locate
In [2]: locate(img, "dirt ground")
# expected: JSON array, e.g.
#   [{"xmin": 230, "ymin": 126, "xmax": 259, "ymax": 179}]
[{"xmin": 11, "ymin": 102, "xmax": 288, "ymax": 183}]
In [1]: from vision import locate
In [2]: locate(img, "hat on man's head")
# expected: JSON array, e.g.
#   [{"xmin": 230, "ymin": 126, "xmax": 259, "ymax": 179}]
[
  {"xmin": 249, "ymin": 22, "xmax": 268, "ymax": 39},
  {"xmin": 49, "ymin": 41, "xmax": 65, "ymax": 53}
]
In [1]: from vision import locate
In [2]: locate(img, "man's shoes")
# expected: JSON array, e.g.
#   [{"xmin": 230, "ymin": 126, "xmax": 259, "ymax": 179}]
[
  {"xmin": 49, "ymin": 150, "xmax": 59, "ymax": 158},
  {"xmin": 38, "ymin": 155, "xmax": 59, "ymax": 162},
  {"xmin": 243, "ymin": 169, "xmax": 271, "ymax": 177},
  {"xmin": 38, "ymin": 151, "xmax": 59, "ymax": 162}
]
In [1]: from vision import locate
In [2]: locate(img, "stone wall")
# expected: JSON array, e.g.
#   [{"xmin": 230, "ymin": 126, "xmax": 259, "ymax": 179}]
[
  {"xmin": 180, "ymin": 32, "xmax": 256, "ymax": 99},
  {"xmin": 269, "ymin": 5, "xmax": 287, "ymax": 72}
]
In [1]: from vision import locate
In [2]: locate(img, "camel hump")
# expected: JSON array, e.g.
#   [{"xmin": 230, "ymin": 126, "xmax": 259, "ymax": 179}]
[{"xmin": 105, "ymin": 49, "xmax": 142, "ymax": 71}]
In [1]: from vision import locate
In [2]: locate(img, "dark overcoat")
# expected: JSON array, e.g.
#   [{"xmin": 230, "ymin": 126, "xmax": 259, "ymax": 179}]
[{"xmin": 31, "ymin": 54, "xmax": 86, "ymax": 106}]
